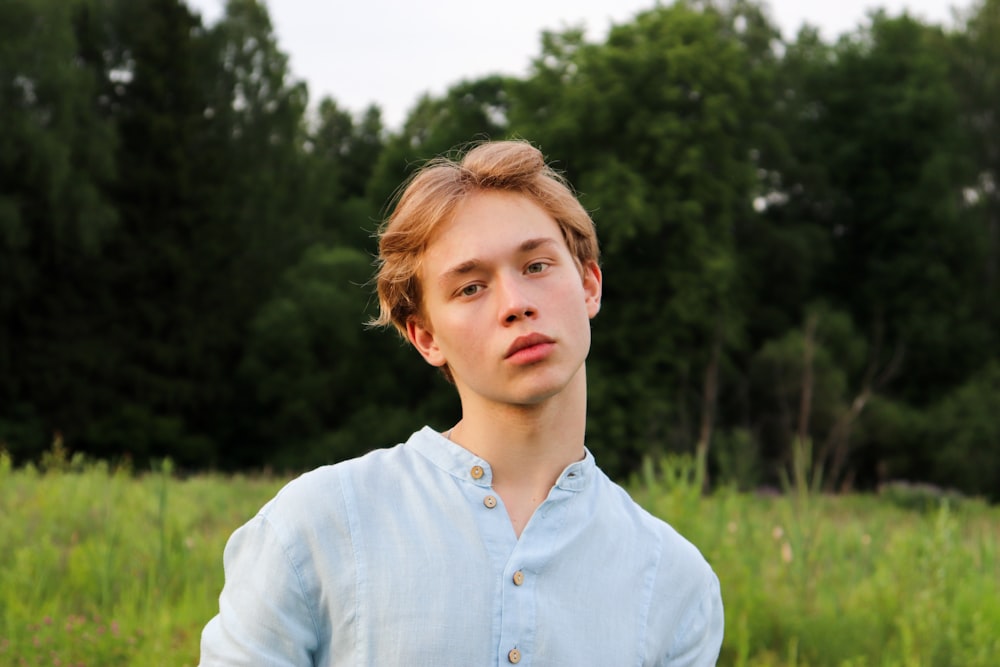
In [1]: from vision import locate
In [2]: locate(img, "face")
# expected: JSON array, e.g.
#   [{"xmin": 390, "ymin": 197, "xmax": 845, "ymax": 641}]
[{"xmin": 406, "ymin": 190, "xmax": 602, "ymax": 409}]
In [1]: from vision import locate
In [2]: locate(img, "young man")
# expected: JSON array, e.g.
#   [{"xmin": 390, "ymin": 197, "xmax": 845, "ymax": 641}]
[{"xmin": 200, "ymin": 140, "xmax": 723, "ymax": 665}]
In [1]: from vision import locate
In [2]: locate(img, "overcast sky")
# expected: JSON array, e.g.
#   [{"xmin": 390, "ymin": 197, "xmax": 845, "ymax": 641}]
[{"xmin": 185, "ymin": 0, "xmax": 961, "ymax": 129}]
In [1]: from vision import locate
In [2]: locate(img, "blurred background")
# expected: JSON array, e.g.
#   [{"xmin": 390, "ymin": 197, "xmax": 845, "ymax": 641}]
[{"xmin": 2, "ymin": 0, "xmax": 997, "ymax": 499}]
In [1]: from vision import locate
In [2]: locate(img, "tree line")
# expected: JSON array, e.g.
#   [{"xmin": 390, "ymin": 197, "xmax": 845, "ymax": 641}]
[{"xmin": 2, "ymin": 0, "xmax": 998, "ymax": 498}]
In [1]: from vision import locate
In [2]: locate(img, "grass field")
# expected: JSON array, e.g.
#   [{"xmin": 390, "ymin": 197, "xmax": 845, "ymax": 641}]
[{"xmin": 1, "ymin": 448, "xmax": 997, "ymax": 666}]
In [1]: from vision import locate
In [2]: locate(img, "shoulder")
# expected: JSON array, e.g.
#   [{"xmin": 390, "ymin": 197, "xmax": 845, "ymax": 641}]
[
  {"xmin": 592, "ymin": 470, "xmax": 707, "ymax": 563},
  {"xmin": 593, "ymin": 476, "xmax": 723, "ymax": 663},
  {"xmin": 256, "ymin": 442, "xmax": 413, "ymax": 529},
  {"xmin": 218, "ymin": 442, "xmax": 421, "ymax": 606},
  {"xmin": 598, "ymin": 477, "xmax": 720, "ymax": 598},
  {"xmin": 581, "ymin": 468, "xmax": 719, "ymax": 592},
  {"xmin": 583, "ymin": 471, "xmax": 723, "ymax": 661}
]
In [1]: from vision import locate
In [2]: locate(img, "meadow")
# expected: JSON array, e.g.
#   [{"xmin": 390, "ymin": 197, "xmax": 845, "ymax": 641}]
[{"xmin": 1, "ymin": 447, "xmax": 997, "ymax": 666}]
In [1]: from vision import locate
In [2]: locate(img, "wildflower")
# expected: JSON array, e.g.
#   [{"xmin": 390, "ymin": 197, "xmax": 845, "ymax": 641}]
[
  {"xmin": 781, "ymin": 541, "xmax": 793, "ymax": 563},
  {"xmin": 771, "ymin": 525, "xmax": 784, "ymax": 540}
]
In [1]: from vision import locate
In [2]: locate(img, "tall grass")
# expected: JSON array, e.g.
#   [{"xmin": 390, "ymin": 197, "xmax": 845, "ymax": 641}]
[
  {"xmin": 2, "ymin": 447, "xmax": 997, "ymax": 666},
  {"xmin": 634, "ymin": 454, "xmax": 1000, "ymax": 666},
  {"xmin": 0, "ymin": 449, "xmax": 282, "ymax": 666}
]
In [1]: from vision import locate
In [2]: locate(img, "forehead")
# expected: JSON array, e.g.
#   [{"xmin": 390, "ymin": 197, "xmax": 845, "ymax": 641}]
[{"xmin": 423, "ymin": 190, "xmax": 565, "ymax": 264}]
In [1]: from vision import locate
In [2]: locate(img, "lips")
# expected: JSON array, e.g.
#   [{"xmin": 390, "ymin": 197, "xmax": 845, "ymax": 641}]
[{"xmin": 505, "ymin": 333, "xmax": 555, "ymax": 359}]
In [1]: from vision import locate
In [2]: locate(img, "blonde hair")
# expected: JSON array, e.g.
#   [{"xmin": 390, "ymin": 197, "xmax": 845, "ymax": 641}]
[{"xmin": 372, "ymin": 140, "xmax": 599, "ymax": 338}]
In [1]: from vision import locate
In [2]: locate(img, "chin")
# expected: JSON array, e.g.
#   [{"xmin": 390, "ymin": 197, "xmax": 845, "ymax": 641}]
[
  {"xmin": 509, "ymin": 389, "xmax": 561, "ymax": 407},
  {"xmin": 508, "ymin": 371, "xmax": 579, "ymax": 406},
  {"xmin": 458, "ymin": 362, "xmax": 585, "ymax": 408}
]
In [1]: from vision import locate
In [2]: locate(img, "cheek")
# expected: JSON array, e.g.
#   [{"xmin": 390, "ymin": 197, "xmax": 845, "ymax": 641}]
[
  {"xmin": 562, "ymin": 284, "xmax": 595, "ymax": 319},
  {"xmin": 435, "ymin": 312, "xmax": 487, "ymax": 358}
]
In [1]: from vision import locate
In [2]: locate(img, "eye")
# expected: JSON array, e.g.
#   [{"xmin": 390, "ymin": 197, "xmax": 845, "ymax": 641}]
[
  {"xmin": 526, "ymin": 261, "xmax": 548, "ymax": 274},
  {"xmin": 459, "ymin": 284, "xmax": 482, "ymax": 297}
]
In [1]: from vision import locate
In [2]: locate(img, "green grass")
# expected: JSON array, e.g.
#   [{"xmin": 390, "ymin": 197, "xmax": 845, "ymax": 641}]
[
  {"xmin": 0, "ymin": 451, "xmax": 283, "ymax": 666},
  {"xmin": 1, "ymin": 449, "xmax": 997, "ymax": 666},
  {"xmin": 633, "ymin": 456, "xmax": 1000, "ymax": 667}
]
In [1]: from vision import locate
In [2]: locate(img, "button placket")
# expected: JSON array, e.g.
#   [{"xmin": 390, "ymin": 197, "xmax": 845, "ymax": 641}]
[
  {"xmin": 497, "ymin": 489, "xmax": 572, "ymax": 667},
  {"xmin": 499, "ymin": 560, "xmax": 531, "ymax": 664}
]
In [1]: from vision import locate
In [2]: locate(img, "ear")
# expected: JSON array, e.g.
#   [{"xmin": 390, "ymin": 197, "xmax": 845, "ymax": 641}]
[
  {"xmin": 581, "ymin": 260, "xmax": 603, "ymax": 318},
  {"xmin": 406, "ymin": 317, "xmax": 448, "ymax": 368}
]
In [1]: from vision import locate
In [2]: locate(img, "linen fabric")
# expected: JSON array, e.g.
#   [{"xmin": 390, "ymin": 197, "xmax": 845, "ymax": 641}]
[{"xmin": 199, "ymin": 427, "xmax": 723, "ymax": 666}]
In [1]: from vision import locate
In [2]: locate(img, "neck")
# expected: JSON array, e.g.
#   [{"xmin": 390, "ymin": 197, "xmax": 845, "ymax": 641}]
[{"xmin": 448, "ymin": 367, "xmax": 588, "ymax": 494}]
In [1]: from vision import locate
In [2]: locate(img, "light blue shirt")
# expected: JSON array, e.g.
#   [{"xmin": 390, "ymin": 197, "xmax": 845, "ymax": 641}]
[{"xmin": 200, "ymin": 427, "xmax": 723, "ymax": 666}]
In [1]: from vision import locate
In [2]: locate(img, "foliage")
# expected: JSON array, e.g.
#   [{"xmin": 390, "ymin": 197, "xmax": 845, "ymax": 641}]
[
  {"xmin": 877, "ymin": 480, "xmax": 971, "ymax": 513},
  {"xmin": 0, "ymin": 0, "xmax": 119, "ymax": 460},
  {"xmin": 0, "ymin": 0, "xmax": 997, "ymax": 497},
  {"xmin": 365, "ymin": 74, "xmax": 513, "ymax": 210},
  {"xmin": 922, "ymin": 361, "xmax": 1000, "ymax": 496},
  {"xmin": 236, "ymin": 244, "xmax": 453, "ymax": 469}
]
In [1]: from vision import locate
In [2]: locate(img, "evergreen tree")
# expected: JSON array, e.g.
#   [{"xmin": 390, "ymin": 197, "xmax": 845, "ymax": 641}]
[{"xmin": 0, "ymin": 0, "xmax": 117, "ymax": 459}]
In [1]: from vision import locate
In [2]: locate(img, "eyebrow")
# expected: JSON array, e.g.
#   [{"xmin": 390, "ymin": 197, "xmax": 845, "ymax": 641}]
[{"xmin": 439, "ymin": 237, "xmax": 559, "ymax": 283}]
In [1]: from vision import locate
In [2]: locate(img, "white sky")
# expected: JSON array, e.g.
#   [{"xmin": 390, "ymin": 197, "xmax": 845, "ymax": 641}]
[{"xmin": 186, "ymin": 0, "xmax": 961, "ymax": 129}]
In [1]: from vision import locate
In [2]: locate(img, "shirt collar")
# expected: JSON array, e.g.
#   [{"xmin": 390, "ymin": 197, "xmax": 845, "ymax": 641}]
[
  {"xmin": 408, "ymin": 426, "xmax": 595, "ymax": 491},
  {"xmin": 555, "ymin": 451, "xmax": 594, "ymax": 492}
]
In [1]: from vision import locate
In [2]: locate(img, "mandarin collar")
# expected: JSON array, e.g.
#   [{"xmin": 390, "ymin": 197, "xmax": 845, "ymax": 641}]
[{"xmin": 408, "ymin": 426, "xmax": 594, "ymax": 491}]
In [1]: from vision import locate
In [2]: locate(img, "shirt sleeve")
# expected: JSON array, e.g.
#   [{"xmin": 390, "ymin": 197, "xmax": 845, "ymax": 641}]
[
  {"xmin": 199, "ymin": 513, "xmax": 319, "ymax": 666},
  {"xmin": 661, "ymin": 568, "xmax": 724, "ymax": 667}
]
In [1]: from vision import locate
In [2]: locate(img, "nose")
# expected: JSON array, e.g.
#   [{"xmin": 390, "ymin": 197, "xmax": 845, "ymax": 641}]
[{"xmin": 498, "ymin": 274, "xmax": 536, "ymax": 325}]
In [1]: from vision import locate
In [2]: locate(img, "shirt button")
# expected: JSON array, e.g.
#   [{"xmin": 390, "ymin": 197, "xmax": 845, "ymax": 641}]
[
  {"xmin": 507, "ymin": 648, "xmax": 521, "ymax": 664},
  {"xmin": 483, "ymin": 495, "xmax": 498, "ymax": 509},
  {"xmin": 470, "ymin": 465, "xmax": 484, "ymax": 479},
  {"xmin": 512, "ymin": 570, "xmax": 525, "ymax": 586}
]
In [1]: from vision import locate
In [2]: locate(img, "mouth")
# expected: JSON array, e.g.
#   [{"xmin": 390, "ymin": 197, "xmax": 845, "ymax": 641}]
[{"xmin": 505, "ymin": 333, "xmax": 555, "ymax": 360}]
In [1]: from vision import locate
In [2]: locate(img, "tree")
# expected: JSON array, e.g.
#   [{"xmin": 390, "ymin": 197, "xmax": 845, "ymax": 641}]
[
  {"xmin": 305, "ymin": 99, "xmax": 385, "ymax": 252},
  {"xmin": 924, "ymin": 362, "xmax": 1000, "ymax": 499},
  {"xmin": 780, "ymin": 14, "xmax": 985, "ymax": 405},
  {"xmin": 366, "ymin": 75, "xmax": 512, "ymax": 212},
  {"xmin": 745, "ymin": 304, "xmax": 896, "ymax": 489},
  {"xmin": 951, "ymin": 0, "xmax": 1000, "ymax": 355},
  {"xmin": 237, "ymin": 245, "xmax": 455, "ymax": 469},
  {"xmin": 0, "ymin": 0, "xmax": 117, "ymax": 459},
  {"xmin": 72, "ymin": 0, "xmax": 313, "ymax": 466},
  {"xmin": 70, "ymin": 0, "xmax": 234, "ymax": 465}
]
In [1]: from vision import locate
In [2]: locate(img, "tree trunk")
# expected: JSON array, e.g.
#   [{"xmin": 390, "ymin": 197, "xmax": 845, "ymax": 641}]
[
  {"xmin": 695, "ymin": 322, "xmax": 723, "ymax": 492},
  {"xmin": 797, "ymin": 313, "xmax": 818, "ymax": 447}
]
